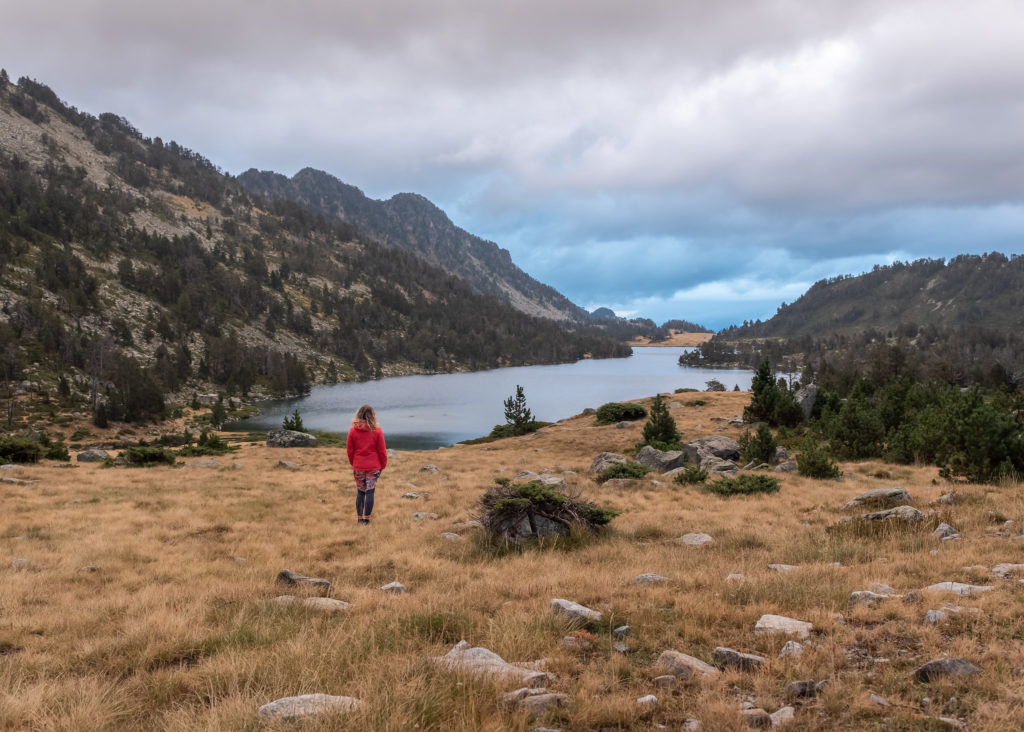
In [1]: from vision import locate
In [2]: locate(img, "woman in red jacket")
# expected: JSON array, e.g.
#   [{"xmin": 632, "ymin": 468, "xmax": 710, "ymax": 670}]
[{"xmin": 347, "ymin": 404, "xmax": 388, "ymax": 524}]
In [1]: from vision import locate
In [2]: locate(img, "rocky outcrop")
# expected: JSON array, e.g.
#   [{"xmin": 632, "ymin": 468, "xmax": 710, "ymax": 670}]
[
  {"xmin": 844, "ymin": 488, "xmax": 913, "ymax": 509},
  {"xmin": 635, "ymin": 445, "xmax": 691, "ymax": 473},
  {"xmin": 794, "ymin": 384, "xmax": 818, "ymax": 420},
  {"xmin": 690, "ymin": 436, "xmax": 741, "ymax": 461},
  {"xmin": 590, "ymin": 452, "xmax": 626, "ymax": 474},
  {"xmin": 550, "ymin": 598, "xmax": 602, "ymax": 623},
  {"xmin": 655, "ymin": 650, "xmax": 720, "ymax": 680},
  {"xmin": 266, "ymin": 429, "xmax": 317, "ymax": 448},
  {"xmin": 433, "ymin": 641, "xmax": 550, "ymax": 686},
  {"xmin": 76, "ymin": 449, "xmax": 110, "ymax": 462}
]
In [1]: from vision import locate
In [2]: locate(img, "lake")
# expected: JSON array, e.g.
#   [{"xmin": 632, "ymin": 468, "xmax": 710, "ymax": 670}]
[{"xmin": 230, "ymin": 347, "xmax": 752, "ymax": 450}]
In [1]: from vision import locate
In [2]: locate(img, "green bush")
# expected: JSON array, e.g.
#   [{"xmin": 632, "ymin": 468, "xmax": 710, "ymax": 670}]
[
  {"xmin": 673, "ymin": 465, "xmax": 708, "ymax": 485},
  {"xmin": 0, "ymin": 437, "xmax": 44, "ymax": 463},
  {"xmin": 179, "ymin": 430, "xmax": 238, "ymax": 456},
  {"xmin": 597, "ymin": 462, "xmax": 649, "ymax": 483},
  {"xmin": 739, "ymin": 424, "xmax": 777, "ymax": 465},
  {"xmin": 122, "ymin": 446, "xmax": 177, "ymax": 467},
  {"xmin": 487, "ymin": 420, "xmax": 551, "ymax": 439},
  {"xmin": 478, "ymin": 480, "xmax": 618, "ymax": 543},
  {"xmin": 282, "ymin": 409, "xmax": 305, "ymax": 432},
  {"xmin": 706, "ymin": 474, "xmax": 780, "ymax": 496},
  {"xmin": 744, "ymin": 360, "xmax": 803, "ymax": 427},
  {"xmin": 595, "ymin": 402, "xmax": 647, "ymax": 425},
  {"xmin": 640, "ymin": 395, "xmax": 680, "ymax": 450},
  {"xmin": 797, "ymin": 438, "xmax": 842, "ymax": 479},
  {"xmin": 674, "ymin": 387, "xmax": 699, "ymax": 393}
]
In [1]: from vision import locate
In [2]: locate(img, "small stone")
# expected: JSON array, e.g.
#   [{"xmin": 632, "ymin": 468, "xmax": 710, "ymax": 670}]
[
  {"xmin": 684, "ymin": 720, "xmax": 702, "ymax": 731},
  {"xmin": 754, "ymin": 614, "xmax": 812, "ymax": 639},
  {"xmin": 276, "ymin": 568, "xmax": 332, "ymax": 593},
  {"xmin": 849, "ymin": 590, "xmax": 892, "ymax": 607},
  {"xmin": 770, "ymin": 706, "xmax": 795, "ymax": 726},
  {"xmin": 869, "ymin": 693, "xmax": 889, "ymax": 707},
  {"xmin": 381, "ymin": 581, "xmax": 407, "ymax": 594},
  {"xmin": 257, "ymin": 694, "xmax": 362, "ymax": 720},
  {"xmin": 11, "ymin": 558, "xmax": 28, "ymax": 570},
  {"xmin": 562, "ymin": 635, "xmax": 592, "ymax": 649},
  {"xmin": 440, "ymin": 532, "xmax": 463, "ymax": 541},
  {"xmin": 713, "ymin": 646, "xmax": 766, "ymax": 672},
  {"xmin": 419, "ymin": 464, "xmax": 440, "ymax": 473},
  {"xmin": 613, "ymin": 642, "xmax": 630, "ymax": 653},
  {"xmin": 636, "ymin": 694, "xmax": 658, "ymax": 709},
  {"xmin": 787, "ymin": 680, "xmax": 818, "ymax": 699},
  {"xmin": 273, "ymin": 595, "xmax": 351, "ymax": 613},
  {"xmin": 914, "ymin": 658, "xmax": 980, "ymax": 682},
  {"xmin": 655, "ymin": 649, "xmax": 720, "ymax": 679},
  {"xmin": 450, "ymin": 520, "xmax": 484, "ymax": 531},
  {"xmin": 613, "ymin": 625, "xmax": 631, "ymax": 639},
  {"xmin": 741, "ymin": 708, "xmax": 772, "ymax": 728},
  {"xmin": 550, "ymin": 598, "xmax": 602, "ymax": 623},
  {"xmin": 779, "ymin": 641, "xmax": 804, "ymax": 658},
  {"xmin": 276, "ymin": 460, "xmax": 301, "ymax": 470},
  {"xmin": 653, "ymin": 674, "xmax": 678, "ymax": 689},
  {"xmin": 923, "ymin": 582, "xmax": 993, "ymax": 596},
  {"xmin": 869, "ymin": 582, "xmax": 896, "ymax": 595},
  {"xmin": 679, "ymin": 532, "xmax": 714, "ymax": 547},
  {"xmin": 412, "ymin": 512, "xmax": 440, "ymax": 521},
  {"xmin": 926, "ymin": 610, "xmax": 947, "ymax": 624},
  {"xmin": 633, "ymin": 573, "xmax": 670, "ymax": 585},
  {"xmin": 933, "ymin": 523, "xmax": 960, "ymax": 540},
  {"xmin": 768, "ymin": 564, "xmax": 799, "ymax": 573},
  {"xmin": 76, "ymin": 448, "xmax": 110, "ymax": 462}
]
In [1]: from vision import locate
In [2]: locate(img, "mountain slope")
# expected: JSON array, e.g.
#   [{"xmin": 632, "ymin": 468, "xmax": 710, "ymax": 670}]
[
  {"xmin": 237, "ymin": 167, "xmax": 588, "ymax": 321},
  {"xmin": 0, "ymin": 74, "xmax": 629, "ymax": 424},
  {"xmin": 724, "ymin": 254, "xmax": 1024, "ymax": 339}
]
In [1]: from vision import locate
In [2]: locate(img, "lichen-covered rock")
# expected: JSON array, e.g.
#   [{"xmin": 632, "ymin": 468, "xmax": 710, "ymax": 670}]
[
  {"xmin": 655, "ymin": 649, "xmax": 720, "ymax": 679},
  {"xmin": 590, "ymin": 452, "xmax": 627, "ymax": 474},
  {"xmin": 433, "ymin": 641, "xmax": 549, "ymax": 686},
  {"xmin": 913, "ymin": 657, "xmax": 980, "ymax": 682},
  {"xmin": 257, "ymin": 694, "xmax": 362, "ymax": 720},
  {"xmin": 844, "ymin": 487, "xmax": 913, "ymax": 509},
  {"xmin": 76, "ymin": 449, "xmax": 110, "ymax": 462},
  {"xmin": 266, "ymin": 429, "xmax": 317, "ymax": 448},
  {"xmin": 713, "ymin": 647, "xmax": 766, "ymax": 672},
  {"xmin": 550, "ymin": 598, "xmax": 602, "ymax": 623}
]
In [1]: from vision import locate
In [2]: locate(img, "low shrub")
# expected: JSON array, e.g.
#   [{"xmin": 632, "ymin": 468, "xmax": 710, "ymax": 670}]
[
  {"xmin": 122, "ymin": 446, "xmax": 177, "ymax": 467},
  {"xmin": 797, "ymin": 439, "xmax": 842, "ymax": 479},
  {"xmin": 673, "ymin": 465, "xmax": 708, "ymax": 485},
  {"xmin": 282, "ymin": 409, "xmax": 305, "ymax": 432},
  {"xmin": 739, "ymin": 424, "xmax": 777, "ymax": 465},
  {"xmin": 597, "ymin": 462, "xmax": 649, "ymax": 483},
  {"xmin": 674, "ymin": 387, "xmax": 699, "ymax": 393},
  {"xmin": 478, "ymin": 481, "xmax": 618, "ymax": 544},
  {"xmin": 595, "ymin": 402, "xmax": 646, "ymax": 425},
  {"xmin": 179, "ymin": 430, "xmax": 238, "ymax": 457},
  {"xmin": 706, "ymin": 474, "xmax": 780, "ymax": 496},
  {"xmin": 0, "ymin": 437, "xmax": 44, "ymax": 464},
  {"xmin": 487, "ymin": 421, "xmax": 552, "ymax": 439}
]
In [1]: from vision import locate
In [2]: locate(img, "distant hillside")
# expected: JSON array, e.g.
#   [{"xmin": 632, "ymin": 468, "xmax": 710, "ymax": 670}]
[
  {"xmin": 237, "ymin": 168, "xmax": 588, "ymax": 322},
  {"xmin": 724, "ymin": 255, "xmax": 1024, "ymax": 338},
  {"xmin": 0, "ymin": 74, "xmax": 629, "ymax": 425}
]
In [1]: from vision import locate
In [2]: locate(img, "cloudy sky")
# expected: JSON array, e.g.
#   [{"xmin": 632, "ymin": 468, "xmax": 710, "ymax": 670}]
[{"xmin": 5, "ymin": 0, "xmax": 1024, "ymax": 328}]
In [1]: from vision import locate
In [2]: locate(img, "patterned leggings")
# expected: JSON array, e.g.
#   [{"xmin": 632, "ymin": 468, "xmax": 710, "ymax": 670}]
[{"xmin": 353, "ymin": 469, "xmax": 381, "ymax": 519}]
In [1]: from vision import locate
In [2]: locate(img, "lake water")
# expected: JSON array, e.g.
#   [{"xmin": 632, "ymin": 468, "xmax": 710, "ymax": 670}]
[{"xmin": 230, "ymin": 347, "xmax": 752, "ymax": 450}]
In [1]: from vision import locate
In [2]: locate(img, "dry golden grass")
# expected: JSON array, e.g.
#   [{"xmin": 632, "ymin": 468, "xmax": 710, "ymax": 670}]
[
  {"xmin": 3, "ymin": 391, "xmax": 1024, "ymax": 730},
  {"xmin": 626, "ymin": 331, "xmax": 714, "ymax": 347}
]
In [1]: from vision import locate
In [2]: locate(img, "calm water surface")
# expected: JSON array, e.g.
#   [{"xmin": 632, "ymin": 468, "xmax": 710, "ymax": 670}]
[{"xmin": 231, "ymin": 347, "xmax": 751, "ymax": 450}]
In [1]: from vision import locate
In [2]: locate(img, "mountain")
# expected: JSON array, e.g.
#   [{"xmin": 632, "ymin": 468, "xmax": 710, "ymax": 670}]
[
  {"xmin": 0, "ymin": 74, "xmax": 629, "ymax": 424},
  {"xmin": 723, "ymin": 255, "xmax": 1024, "ymax": 339},
  {"xmin": 237, "ymin": 168, "xmax": 587, "ymax": 322}
]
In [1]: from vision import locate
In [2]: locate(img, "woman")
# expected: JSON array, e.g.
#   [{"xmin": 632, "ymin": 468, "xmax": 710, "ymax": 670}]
[{"xmin": 346, "ymin": 404, "xmax": 387, "ymax": 524}]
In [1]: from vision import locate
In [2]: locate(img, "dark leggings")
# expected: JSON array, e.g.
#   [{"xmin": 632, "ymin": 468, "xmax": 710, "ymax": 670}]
[{"xmin": 354, "ymin": 469, "xmax": 380, "ymax": 518}]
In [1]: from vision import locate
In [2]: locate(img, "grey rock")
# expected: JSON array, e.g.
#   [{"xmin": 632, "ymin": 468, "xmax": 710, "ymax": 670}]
[
  {"xmin": 413, "ymin": 512, "xmax": 440, "ymax": 521},
  {"xmin": 931, "ymin": 492, "xmax": 957, "ymax": 506},
  {"xmin": 187, "ymin": 459, "xmax": 220, "ymax": 468},
  {"xmin": 532, "ymin": 514, "xmax": 570, "ymax": 539},
  {"xmin": 679, "ymin": 532, "xmax": 714, "ymax": 547},
  {"xmin": 844, "ymin": 487, "xmax": 914, "ymax": 509},
  {"xmin": 869, "ymin": 693, "xmax": 889, "ymax": 707},
  {"xmin": 561, "ymin": 635, "xmax": 592, "ymax": 649},
  {"xmin": 273, "ymin": 595, "xmax": 350, "ymax": 613},
  {"xmin": 419, "ymin": 464, "xmax": 440, "ymax": 473},
  {"xmin": 635, "ymin": 445, "xmax": 691, "ymax": 473},
  {"xmin": 713, "ymin": 646, "xmax": 766, "ymax": 672},
  {"xmin": 615, "ymin": 421, "xmax": 632, "ymax": 429},
  {"xmin": 381, "ymin": 581, "xmax": 407, "ymax": 594},
  {"xmin": 76, "ymin": 449, "xmax": 110, "ymax": 462},
  {"xmin": 613, "ymin": 625, "xmax": 630, "ymax": 639},
  {"xmin": 11, "ymin": 558, "xmax": 28, "ymax": 570},
  {"xmin": 655, "ymin": 649, "xmax": 720, "ymax": 679},
  {"xmin": 914, "ymin": 657, "xmax": 980, "ymax": 682},
  {"xmin": 923, "ymin": 581, "xmax": 993, "ymax": 596},
  {"xmin": 779, "ymin": 641, "xmax": 803, "ymax": 658},
  {"xmin": 434, "ymin": 641, "xmax": 549, "ymax": 686},
  {"xmin": 550, "ymin": 598, "xmax": 602, "ymax": 623},
  {"xmin": 741, "ymin": 708, "xmax": 772, "ymax": 728},
  {"xmin": 794, "ymin": 384, "xmax": 818, "ymax": 420},
  {"xmin": 992, "ymin": 563, "xmax": 1024, "ymax": 578},
  {"xmin": 633, "ymin": 573, "xmax": 670, "ymax": 585},
  {"xmin": 849, "ymin": 590, "xmax": 893, "ymax": 607},
  {"xmin": 401, "ymin": 491, "xmax": 430, "ymax": 500},
  {"xmin": 933, "ymin": 523, "xmax": 960, "ymax": 540},
  {"xmin": 276, "ymin": 460, "xmax": 301, "ymax": 470},
  {"xmin": 440, "ymin": 532, "xmax": 463, "ymax": 541},
  {"xmin": 843, "ymin": 505, "xmax": 925, "ymax": 526},
  {"xmin": 540, "ymin": 475, "xmax": 568, "ymax": 490},
  {"xmin": 516, "ymin": 470, "xmax": 542, "ymax": 482},
  {"xmin": 653, "ymin": 675, "xmax": 678, "ymax": 689},
  {"xmin": 700, "ymin": 455, "xmax": 739, "ymax": 475},
  {"xmin": 926, "ymin": 610, "xmax": 947, "ymax": 624},
  {"xmin": 787, "ymin": 680, "xmax": 819, "ymax": 699},
  {"xmin": 772, "ymin": 446, "xmax": 790, "ymax": 464},
  {"xmin": 768, "ymin": 564, "xmax": 799, "ymax": 573},
  {"xmin": 774, "ymin": 460, "xmax": 798, "ymax": 473},
  {"xmin": 636, "ymin": 694, "xmax": 658, "ymax": 709},
  {"xmin": 581, "ymin": 407, "xmax": 596, "ymax": 416},
  {"xmin": 690, "ymin": 435, "xmax": 741, "ymax": 460},
  {"xmin": 770, "ymin": 706, "xmax": 795, "ymax": 726},
  {"xmin": 257, "ymin": 694, "xmax": 362, "ymax": 721},
  {"xmin": 602, "ymin": 478, "xmax": 642, "ymax": 488},
  {"xmin": 754, "ymin": 614, "xmax": 812, "ymax": 639},
  {"xmin": 450, "ymin": 519, "xmax": 484, "ymax": 532},
  {"xmin": 266, "ymin": 429, "xmax": 317, "ymax": 448},
  {"xmin": 613, "ymin": 642, "xmax": 630, "ymax": 653},
  {"xmin": 276, "ymin": 568, "xmax": 332, "ymax": 593},
  {"xmin": 590, "ymin": 452, "xmax": 627, "ymax": 474},
  {"xmin": 869, "ymin": 582, "xmax": 897, "ymax": 595}
]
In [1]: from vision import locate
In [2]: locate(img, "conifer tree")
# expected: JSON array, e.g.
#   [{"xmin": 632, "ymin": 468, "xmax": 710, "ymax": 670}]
[
  {"xmin": 503, "ymin": 384, "xmax": 533, "ymax": 435},
  {"xmin": 642, "ymin": 394, "xmax": 680, "ymax": 449}
]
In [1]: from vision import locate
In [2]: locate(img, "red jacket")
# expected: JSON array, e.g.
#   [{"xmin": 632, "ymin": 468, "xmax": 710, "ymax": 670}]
[{"xmin": 346, "ymin": 425, "xmax": 388, "ymax": 471}]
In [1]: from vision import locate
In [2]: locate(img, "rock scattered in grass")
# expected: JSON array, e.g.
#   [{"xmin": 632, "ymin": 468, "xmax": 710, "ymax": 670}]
[
  {"xmin": 276, "ymin": 460, "xmax": 301, "ymax": 470},
  {"xmin": 849, "ymin": 590, "xmax": 897, "ymax": 607},
  {"xmin": 273, "ymin": 595, "xmax": 350, "ymax": 613},
  {"xmin": 780, "ymin": 641, "xmax": 803, "ymax": 658},
  {"xmin": 381, "ymin": 581, "xmax": 407, "ymax": 594},
  {"xmin": 276, "ymin": 568, "xmax": 332, "ymax": 593},
  {"xmin": 869, "ymin": 693, "xmax": 889, "ymax": 707},
  {"xmin": 787, "ymin": 680, "xmax": 819, "ymax": 699},
  {"xmin": 590, "ymin": 452, "xmax": 626, "ymax": 474},
  {"xmin": 76, "ymin": 449, "xmax": 109, "ymax": 462},
  {"xmin": 266, "ymin": 430, "xmax": 317, "ymax": 448},
  {"xmin": 435, "ymin": 641, "xmax": 549, "ymax": 686},
  {"xmin": 11, "ymin": 558, "xmax": 28, "ymax": 570},
  {"xmin": 613, "ymin": 625, "xmax": 630, "ymax": 639},
  {"xmin": 755, "ymin": 614, "xmax": 812, "ymax": 639},
  {"xmin": 727, "ymin": 572, "xmax": 746, "ymax": 582},
  {"xmin": 550, "ymin": 598, "xmax": 601, "ymax": 623},
  {"xmin": 845, "ymin": 487, "xmax": 914, "ymax": 509},
  {"xmin": 923, "ymin": 581, "xmax": 993, "ymax": 596},
  {"xmin": 655, "ymin": 649, "xmax": 720, "ymax": 679},
  {"xmin": 679, "ymin": 532, "xmax": 714, "ymax": 547},
  {"xmin": 768, "ymin": 563, "xmax": 799, "ymax": 573},
  {"xmin": 653, "ymin": 674, "xmax": 678, "ymax": 689},
  {"xmin": 926, "ymin": 609, "xmax": 947, "ymax": 624},
  {"xmin": 914, "ymin": 657, "xmax": 980, "ymax": 682},
  {"xmin": 419, "ymin": 464, "xmax": 439, "ymax": 473},
  {"xmin": 713, "ymin": 646, "xmax": 766, "ymax": 671},
  {"xmin": 992, "ymin": 563, "xmax": 1024, "ymax": 578},
  {"xmin": 637, "ymin": 694, "xmax": 658, "ymax": 709},
  {"xmin": 257, "ymin": 693, "xmax": 361, "ymax": 721},
  {"xmin": 450, "ymin": 519, "xmax": 483, "ymax": 532},
  {"xmin": 633, "ymin": 573, "xmax": 669, "ymax": 585},
  {"xmin": 401, "ymin": 492, "xmax": 429, "ymax": 500},
  {"xmin": 869, "ymin": 582, "xmax": 897, "ymax": 595},
  {"xmin": 741, "ymin": 708, "xmax": 772, "ymax": 727},
  {"xmin": 501, "ymin": 688, "xmax": 568, "ymax": 716},
  {"xmin": 614, "ymin": 642, "xmax": 630, "ymax": 653},
  {"xmin": 440, "ymin": 532, "xmax": 463, "ymax": 541},
  {"xmin": 933, "ymin": 522, "xmax": 960, "ymax": 540},
  {"xmin": 412, "ymin": 512, "xmax": 440, "ymax": 521},
  {"xmin": 839, "ymin": 505, "xmax": 925, "ymax": 527},
  {"xmin": 770, "ymin": 706, "xmax": 795, "ymax": 726}
]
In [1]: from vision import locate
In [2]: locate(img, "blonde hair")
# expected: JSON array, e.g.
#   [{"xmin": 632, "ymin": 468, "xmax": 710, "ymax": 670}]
[{"xmin": 352, "ymin": 404, "xmax": 379, "ymax": 431}]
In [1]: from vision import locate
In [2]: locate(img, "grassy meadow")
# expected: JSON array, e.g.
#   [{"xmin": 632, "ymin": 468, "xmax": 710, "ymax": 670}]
[{"xmin": 3, "ymin": 391, "xmax": 1024, "ymax": 730}]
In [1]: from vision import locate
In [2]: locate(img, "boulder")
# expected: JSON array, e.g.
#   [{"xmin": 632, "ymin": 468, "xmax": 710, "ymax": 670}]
[
  {"xmin": 849, "ymin": 590, "xmax": 892, "ymax": 608},
  {"xmin": 500, "ymin": 688, "xmax": 568, "ymax": 716},
  {"xmin": 266, "ymin": 429, "xmax": 317, "ymax": 448},
  {"xmin": 913, "ymin": 657, "xmax": 980, "ymax": 682},
  {"xmin": 76, "ymin": 449, "xmax": 110, "ymax": 463},
  {"xmin": 654, "ymin": 650, "xmax": 720, "ymax": 679},
  {"xmin": 844, "ymin": 488, "xmax": 914, "ymax": 509},
  {"xmin": 754, "ymin": 614, "xmax": 812, "ymax": 639},
  {"xmin": 273, "ymin": 596, "xmax": 350, "ymax": 613},
  {"xmin": 774, "ymin": 460, "xmax": 798, "ymax": 473},
  {"xmin": 770, "ymin": 706, "xmax": 796, "ymax": 727},
  {"xmin": 550, "ymin": 598, "xmax": 602, "ymax": 623},
  {"xmin": 590, "ymin": 452, "xmax": 626, "ymax": 474},
  {"xmin": 419, "ymin": 464, "xmax": 440, "ymax": 473},
  {"xmin": 992, "ymin": 563, "xmax": 1024, "ymax": 579},
  {"xmin": 700, "ymin": 455, "xmax": 739, "ymax": 476},
  {"xmin": 923, "ymin": 581, "xmax": 993, "ymax": 596},
  {"xmin": 635, "ymin": 445, "xmax": 692, "ymax": 473},
  {"xmin": 433, "ymin": 641, "xmax": 549, "ymax": 686},
  {"xmin": 679, "ymin": 532, "xmax": 714, "ymax": 547},
  {"xmin": 257, "ymin": 694, "xmax": 362, "ymax": 721},
  {"xmin": 741, "ymin": 708, "xmax": 772, "ymax": 728},
  {"xmin": 793, "ymin": 384, "xmax": 818, "ymax": 420},
  {"xmin": 839, "ymin": 505, "xmax": 924, "ymax": 527},
  {"xmin": 540, "ymin": 475, "xmax": 568, "ymax": 490},
  {"xmin": 276, "ymin": 568, "xmax": 332, "ymax": 593},
  {"xmin": 532, "ymin": 514, "xmax": 570, "ymax": 539},
  {"xmin": 772, "ymin": 446, "xmax": 790, "ymax": 464},
  {"xmin": 713, "ymin": 647, "xmax": 766, "ymax": 672},
  {"xmin": 933, "ymin": 523, "xmax": 960, "ymax": 540},
  {"xmin": 381, "ymin": 582, "xmax": 407, "ymax": 594},
  {"xmin": 779, "ymin": 641, "xmax": 804, "ymax": 658},
  {"xmin": 690, "ymin": 436, "xmax": 741, "ymax": 460},
  {"xmin": 632, "ymin": 573, "xmax": 670, "ymax": 585}
]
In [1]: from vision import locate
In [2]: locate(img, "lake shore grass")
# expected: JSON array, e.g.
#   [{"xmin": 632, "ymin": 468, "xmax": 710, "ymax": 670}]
[{"xmin": 3, "ymin": 391, "xmax": 1023, "ymax": 729}]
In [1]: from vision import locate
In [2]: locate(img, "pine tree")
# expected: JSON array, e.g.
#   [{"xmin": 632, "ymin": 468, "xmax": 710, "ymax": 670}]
[
  {"xmin": 503, "ymin": 384, "xmax": 533, "ymax": 435},
  {"xmin": 642, "ymin": 394, "xmax": 680, "ymax": 450}
]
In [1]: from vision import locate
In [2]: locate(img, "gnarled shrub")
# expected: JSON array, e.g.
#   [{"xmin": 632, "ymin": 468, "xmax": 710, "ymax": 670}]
[
  {"xmin": 595, "ymin": 402, "xmax": 646, "ymax": 425},
  {"xmin": 478, "ymin": 481, "xmax": 618, "ymax": 545},
  {"xmin": 706, "ymin": 474, "xmax": 780, "ymax": 496}
]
